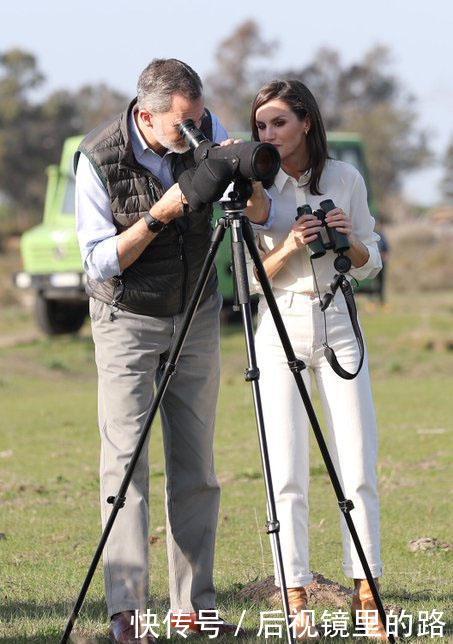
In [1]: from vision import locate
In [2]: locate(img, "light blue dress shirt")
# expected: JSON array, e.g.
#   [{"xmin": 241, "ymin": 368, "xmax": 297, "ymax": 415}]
[{"xmin": 76, "ymin": 109, "xmax": 228, "ymax": 281}]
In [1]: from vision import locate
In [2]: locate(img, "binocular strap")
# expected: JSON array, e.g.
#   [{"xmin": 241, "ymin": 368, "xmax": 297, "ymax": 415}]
[
  {"xmin": 311, "ymin": 260, "xmax": 365, "ymax": 380},
  {"xmin": 323, "ymin": 277, "xmax": 365, "ymax": 380}
]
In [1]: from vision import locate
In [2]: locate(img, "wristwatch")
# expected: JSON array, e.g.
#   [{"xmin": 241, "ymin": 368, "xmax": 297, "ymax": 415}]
[{"xmin": 143, "ymin": 211, "xmax": 166, "ymax": 233}]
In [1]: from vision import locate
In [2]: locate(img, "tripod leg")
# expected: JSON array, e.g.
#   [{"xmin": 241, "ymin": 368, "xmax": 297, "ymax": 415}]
[
  {"xmin": 242, "ymin": 218, "xmax": 394, "ymax": 643},
  {"xmin": 231, "ymin": 218, "xmax": 295, "ymax": 644},
  {"xmin": 60, "ymin": 221, "xmax": 228, "ymax": 643}
]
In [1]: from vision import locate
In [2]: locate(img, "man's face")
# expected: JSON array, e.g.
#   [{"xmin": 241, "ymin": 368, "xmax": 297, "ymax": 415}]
[{"xmin": 138, "ymin": 93, "xmax": 205, "ymax": 154}]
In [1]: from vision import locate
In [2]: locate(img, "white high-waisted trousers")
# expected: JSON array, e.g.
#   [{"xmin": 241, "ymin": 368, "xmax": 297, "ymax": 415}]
[{"xmin": 255, "ymin": 289, "xmax": 383, "ymax": 587}]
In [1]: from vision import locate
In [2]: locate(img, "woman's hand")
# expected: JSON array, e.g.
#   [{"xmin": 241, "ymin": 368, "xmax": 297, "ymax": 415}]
[
  {"xmin": 325, "ymin": 207, "xmax": 352, "ymax": 239},
  {"xmin": 284, "ymin": 214, "xmax": 323, "ymax": 254},
  {"xmin": 246, "ymin": 181, "xmax": 270, "ymax": 224},
  {"xmin": 324, "ymin": 206, "xmax": 371, "ymax": 267}
]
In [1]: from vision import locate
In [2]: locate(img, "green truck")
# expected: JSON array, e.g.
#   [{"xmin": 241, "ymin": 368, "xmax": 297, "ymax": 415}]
[{"xmin": 14, "ymin": 133, "xmax": 379, "ymax": 334}]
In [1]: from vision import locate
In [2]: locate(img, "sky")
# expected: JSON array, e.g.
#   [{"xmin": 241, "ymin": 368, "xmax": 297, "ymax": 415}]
[{"xmin": 2, "ymin": 0, "xmax": 452, "ymax": 206}]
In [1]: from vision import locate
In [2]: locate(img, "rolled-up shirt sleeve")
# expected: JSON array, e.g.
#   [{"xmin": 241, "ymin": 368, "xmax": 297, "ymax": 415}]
[
  {"xmin": 250, "ymin": 194, "xmax": 275, "ymax": 230},
  {"xmin": 348, "ymin": 173, "xmax": 382, "ymax": 282},
  {"xmin": 75, "ymin": 154, "xmax": 121, "ymax": 282}
]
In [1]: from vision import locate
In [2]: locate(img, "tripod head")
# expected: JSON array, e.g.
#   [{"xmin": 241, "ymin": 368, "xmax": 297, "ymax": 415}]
[{"xmin": 219, "ymin": 176, "xmax": 254, "ymax": 214}]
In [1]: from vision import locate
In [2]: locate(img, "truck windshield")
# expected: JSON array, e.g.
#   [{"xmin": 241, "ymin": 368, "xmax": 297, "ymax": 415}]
[
  {"xmin": 62, "ymin": 177, "xmax": 76, "ymax": 214},
  {"xmin": 62, "ymin": 149, "xmax": 76, "ymax": 215},
  {"xmin": 328, "ymin": 145, "xmax": 365, "ymax": 177}
]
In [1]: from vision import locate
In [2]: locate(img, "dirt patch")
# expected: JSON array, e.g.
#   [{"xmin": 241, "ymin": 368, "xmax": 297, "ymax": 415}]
[
  {"xmin": 238, "ymin": 573, "xmax": 402, "ymax": 615},
  {"xmin": 0, "ymin": 331, "xmax": 41, "ymax": 349},
  {"xmin": 379, "ymin": 473, "xmax": 416, "ymax": 492},
  {"xmin": 238, "ymin": 573, "xmax": 353, "ymax": 608},
  {"xmin": 408, "ymin": 537, "xmax": 452, "ymax": 553},
  {"xmin": 415, "ymin": 459, "xmax": 439, "ymax": 470}
]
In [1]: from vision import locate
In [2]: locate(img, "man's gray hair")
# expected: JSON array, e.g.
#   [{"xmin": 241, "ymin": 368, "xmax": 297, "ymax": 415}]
[{"xmin": 137, "ymin": 58, "xmax": 203, "ymax": 113}]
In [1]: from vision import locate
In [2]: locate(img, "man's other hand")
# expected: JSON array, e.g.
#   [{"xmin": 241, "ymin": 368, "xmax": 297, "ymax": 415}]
[
  {"xmin": 219, "ymin": 138, "xmax": 244, "ymax": 147},
  {"xmin": 151, "ymin": 183, "xmax": 187, "ymax": 224}
]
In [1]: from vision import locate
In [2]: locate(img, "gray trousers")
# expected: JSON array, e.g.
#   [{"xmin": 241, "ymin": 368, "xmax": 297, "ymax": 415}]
[{"xmin": 89, "ymin": 292, "xmax": 222, "ymax": 617}]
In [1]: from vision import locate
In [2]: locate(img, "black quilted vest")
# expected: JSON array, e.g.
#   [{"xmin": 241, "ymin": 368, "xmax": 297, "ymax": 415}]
[{"xmin": 74, "ymin": 98, "xmax": 217, "ymax": 317}]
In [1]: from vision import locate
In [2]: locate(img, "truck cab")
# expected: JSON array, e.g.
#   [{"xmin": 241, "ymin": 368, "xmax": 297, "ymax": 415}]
[{"xmin": 14, "ymin": 136, "xmax": 86, "ymax": 334}]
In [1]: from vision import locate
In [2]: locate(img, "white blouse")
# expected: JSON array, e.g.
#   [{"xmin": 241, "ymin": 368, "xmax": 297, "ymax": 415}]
[{"xmin": 248, "ymin": 159, "xmax": 382, "ymax": 295}]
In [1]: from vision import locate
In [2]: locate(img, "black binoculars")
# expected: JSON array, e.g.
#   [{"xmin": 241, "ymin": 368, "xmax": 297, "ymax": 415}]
[
  {"xmin": 296, "ymin": 199, "xmax": 350, "ymax": 258},
  {"xmin": 296, "ymin": 199, "xmax": 351, "ymax": 274}
]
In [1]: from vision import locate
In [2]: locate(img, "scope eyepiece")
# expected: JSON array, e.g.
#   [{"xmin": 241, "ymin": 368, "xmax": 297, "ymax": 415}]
[{"xmin": 178, "ymin": 119, "xmax": 208, "ymax": 150}]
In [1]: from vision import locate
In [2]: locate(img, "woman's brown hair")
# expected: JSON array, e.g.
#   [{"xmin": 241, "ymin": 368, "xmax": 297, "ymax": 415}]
[{"xmin": 250, "ymin": 79, "xmax": 328, "ymax": 195}]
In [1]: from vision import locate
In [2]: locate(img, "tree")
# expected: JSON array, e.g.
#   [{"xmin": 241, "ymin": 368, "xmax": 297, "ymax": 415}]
[
  {"xmin": 70, "ymin": 83, "xmax": 130, "ymax": 134},
  {"xmin": 205, "ymin": 20, "xmax": 277, "ymax": 131},
  {"xmin": 0, "ymin": 49, "xmax": 48, "ymax": 228},
  {"xmin": 0, "ymin": 49, "xmax": 44, "ymax": 119},
  {"xmin": 277, "ymin": 45, "xmax": 430, "ymax": 205},
  {"xmin": 0, "ymin": 48, "xmax": 127, "ymax": 231},
  {"xmin": 206, "ymin": 24, "xmax": 430, "ymax": 208},
  {"xmin": 439, "ymin": 137, "xmax": 453, "ymax": 205}
]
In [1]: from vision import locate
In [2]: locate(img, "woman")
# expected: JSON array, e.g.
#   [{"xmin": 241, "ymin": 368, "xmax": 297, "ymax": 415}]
[{"xmin": 246, "ymin": 80, "xmax": 385, "ymax": 640}]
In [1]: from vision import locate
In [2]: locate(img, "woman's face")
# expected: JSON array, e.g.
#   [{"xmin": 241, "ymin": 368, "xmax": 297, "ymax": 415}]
[{"xmin": 255, "ymin": 98, "xmax": 310, "ymax": 165}]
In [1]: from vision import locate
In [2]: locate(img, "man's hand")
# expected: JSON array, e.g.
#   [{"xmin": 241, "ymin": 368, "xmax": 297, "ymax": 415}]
[
  {"xmin": 151, "ymin": 183, "xmax": 187, "ymax": 224},
  {"xmin": 117, "ymin": 183, "xmax": 187, "ymax": 272},
  {"xmin": 219, "ymin": 138, "xmax": 244, "ymax": 147}
]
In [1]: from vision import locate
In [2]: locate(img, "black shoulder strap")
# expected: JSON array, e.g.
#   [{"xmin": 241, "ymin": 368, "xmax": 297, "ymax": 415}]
[{"xmin": 323, "ymin": 277, "xmax": 365, "ymax": 380}]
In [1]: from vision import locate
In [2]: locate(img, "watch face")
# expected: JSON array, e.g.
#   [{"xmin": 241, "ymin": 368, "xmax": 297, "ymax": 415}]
[
  {"xmin": 145, "ymin": 212, "xmax": 165, "ymax": 232},
  {"xmin": 150, "ymin": 218, "xmax": 162, "ymax": 231}
]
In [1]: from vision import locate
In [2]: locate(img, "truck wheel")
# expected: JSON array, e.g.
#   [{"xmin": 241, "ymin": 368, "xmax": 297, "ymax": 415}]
[{"xmin": 35, "ymin": 294, "xmax": 88, "ymax": 335}]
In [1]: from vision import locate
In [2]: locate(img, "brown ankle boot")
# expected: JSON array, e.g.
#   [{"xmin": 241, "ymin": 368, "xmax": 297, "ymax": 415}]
[
  {"xmin": 287, "ymin": 587, "xmax": 320, "ymax": 640},
  {"xmin": 351, "ymin": 578, "xmax": 387, "ymax": 640}
]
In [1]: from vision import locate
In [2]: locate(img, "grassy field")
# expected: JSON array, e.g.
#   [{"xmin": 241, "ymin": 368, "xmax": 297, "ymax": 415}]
[{"xmin": 0, "ymin": 290, "xmax": 452, "ymax": 642}]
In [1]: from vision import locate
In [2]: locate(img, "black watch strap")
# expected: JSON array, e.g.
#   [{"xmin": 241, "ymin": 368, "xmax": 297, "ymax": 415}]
[{"xmin": 143, "ymin": 211, "xmax": 166, "ymax": 233}]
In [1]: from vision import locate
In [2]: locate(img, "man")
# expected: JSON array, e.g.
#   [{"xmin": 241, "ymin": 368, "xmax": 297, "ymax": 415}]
[{"xmin": 75, "ymin": 58, "xmax": 246, "ymax": 643}]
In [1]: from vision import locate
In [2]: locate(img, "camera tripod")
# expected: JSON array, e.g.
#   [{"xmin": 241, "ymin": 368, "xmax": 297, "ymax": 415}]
[{"xmin": 61, "ymin": 181, "xmax": 394, "ymax": 644}]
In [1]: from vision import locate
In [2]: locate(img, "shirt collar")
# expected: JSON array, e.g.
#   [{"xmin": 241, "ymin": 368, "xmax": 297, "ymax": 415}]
[
  {"xmin": 129, "ymin": 109, "xmax": 149, "ymax": 159},
  {"xmin": 274, "ymin": 167, "xmax": 311, "ymax": 193}
]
